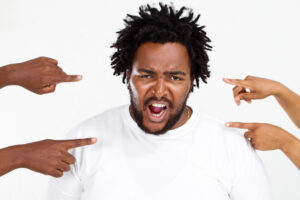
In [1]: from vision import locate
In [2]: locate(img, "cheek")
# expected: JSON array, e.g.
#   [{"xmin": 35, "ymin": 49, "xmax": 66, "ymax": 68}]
[
  {"xmin": 130, "ymin": 78, "xmax": 152, "ymax": 107},
  {"xmin": 129, "ymin": 78, "xmax": 139, "ymax": 101},
  {"xmin": 168, "ymin": 82, "xmax": 191, "ymax": 100}
]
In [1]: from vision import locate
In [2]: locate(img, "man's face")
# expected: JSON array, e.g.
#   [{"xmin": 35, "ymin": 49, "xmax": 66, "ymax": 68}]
[{"xmin": 128, "ymin": 42, "xmax": 192, "ymax": 135}]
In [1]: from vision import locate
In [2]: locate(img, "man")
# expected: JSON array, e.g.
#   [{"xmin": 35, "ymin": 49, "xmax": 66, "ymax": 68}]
[
  {"xmin": 0, "ymin": 57, "xmax": 97, "ymax": 177},
  {"xmin": 223, "ymin": 76, "xmax": 300, "ymax": 169},
  {"xmin": 47, "ymin": 4, "xmax": 272, "ymax": 199}
]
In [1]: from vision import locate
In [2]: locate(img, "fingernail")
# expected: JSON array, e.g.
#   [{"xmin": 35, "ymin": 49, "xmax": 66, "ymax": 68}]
[
  {"xmin": 235, "ymin": 97, "xmax": 240, "ymax": 106},
  {"xmin": 76, "ymin": 75, "xmax": 83, "ymax": 80},
  {"xmin": 91, "ymin": 138, "xmax": 97, "ymax": 143},
  {"xmin": 225, "ymin": 122, "xmax": 231, "ymax": 127}
]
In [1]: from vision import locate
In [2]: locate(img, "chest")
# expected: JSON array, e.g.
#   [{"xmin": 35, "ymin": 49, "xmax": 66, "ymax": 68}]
[{"xmin": 79, "ymin": 139, "xmax": 230, "ymax": 200}]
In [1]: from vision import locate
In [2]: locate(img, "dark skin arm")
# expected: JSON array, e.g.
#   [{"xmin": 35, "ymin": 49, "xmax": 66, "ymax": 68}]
[
  {"xmin": 0, "ymin": 56, "xmax": 82, "ymax": 94},
  {"xmin": 0, "ymin": 138, "xmax": 97, "ymax": 177},
  {"xmin": 0, "ymin": 56, "xmax": 88, "ymax": 177}
]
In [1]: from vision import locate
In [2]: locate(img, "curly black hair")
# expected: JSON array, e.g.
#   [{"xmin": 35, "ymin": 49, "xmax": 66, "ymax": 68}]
[{"xmin": 111, "ymin": 3, "xmax": 212, "ymax": 89}]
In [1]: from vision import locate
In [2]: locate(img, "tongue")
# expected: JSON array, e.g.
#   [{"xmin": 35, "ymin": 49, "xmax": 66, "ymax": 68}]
[{"xmin": 149, "ymin": 105, "xmax": 163, "ymax": 114}]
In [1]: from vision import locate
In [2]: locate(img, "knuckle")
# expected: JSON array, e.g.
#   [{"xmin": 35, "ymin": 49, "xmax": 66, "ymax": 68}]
[
  {"xmin": 38, "ymin": 56, "xmax": 46, "ymax": 61},
  {"xmin": 45, "ymin": 65, "xmax": 52, "ymax": 70},
  {"xmin": 70, "ymin": 157, "xmax": 76, "ymax": 164},
  {"xmin": 56, "ymin": 151, "xmax": 63, "ymax": 157},
  {"xmin": 43, "ymin": 139, "xmax": 52, "ymax": 143},
  {"xmin": 68, "ymin": 154, "xmax": 76, "ymax": 164},
  {"xmin": 53, "ymin": 172, "xmax": 63, "ymax": 178},
  {"xmin": 52, "ymin": 160, "xmax": 60, "ymax": 166},
  {"xmin": 42, "ymin": 60, "xmax": 49, "ymax": 66},
  {"xmin": 65, "ymin": 165, "xmax": 71, "ymax": 172}
]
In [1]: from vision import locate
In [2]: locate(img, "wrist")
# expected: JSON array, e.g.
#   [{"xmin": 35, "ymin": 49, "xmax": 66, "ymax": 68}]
[
  {"xmin": 273, "ymin": 82, "xmax": 288, "ymax": 99},
  {"xmin": 9, "ymin": 145, "xmax": 25, "ymax": 169},
  {"xmin": 279, "ymin": 131, "xmax": 297, "ymax": 153},
  {"xmin": 0, "ymin": 64, "xmax": 17, "ymax": 88},
  {"xmin": 0, "ymin": 145, "xmax": 25, "ymax": 172}
]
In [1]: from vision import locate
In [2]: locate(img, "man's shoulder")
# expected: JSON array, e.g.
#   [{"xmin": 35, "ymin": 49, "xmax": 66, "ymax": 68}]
[
  {"xmin": 66, "ymin": 104, "xmax": 128, "ymax": 138},
  {"xmin": 195, "ymin": 112, "xmax": 244, "ymax": 141},
  {"xmin": 192, "ymin": 111, "xmax": 252, "ymax": 157}
]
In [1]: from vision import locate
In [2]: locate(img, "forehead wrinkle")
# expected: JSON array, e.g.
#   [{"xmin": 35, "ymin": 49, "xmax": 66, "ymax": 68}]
[
  {"xmin": 136, "ymin": 64, "xmax": 187, "ymax": 75},
  {"xmin": 137, "ymin": 68, "xmax": 156, "ymax": 74}
]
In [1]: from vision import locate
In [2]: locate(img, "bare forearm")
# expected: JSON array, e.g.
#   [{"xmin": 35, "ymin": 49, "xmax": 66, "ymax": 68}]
[
  {"xmin": 0, "ymin": 145, "xmax": 24, "ymax": 176},
  {"xmin": 280, "ymin": 132, "xmax": 300, "ymax": 170},
  {"xmin": 274, "ymin": 83, "xmax": 300, "ymax": 129}
]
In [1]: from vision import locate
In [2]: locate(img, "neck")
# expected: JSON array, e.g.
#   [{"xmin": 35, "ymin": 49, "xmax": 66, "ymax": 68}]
[{"xmin": 171, "ymin": 105, "xmax": 192, "ymax": 130}]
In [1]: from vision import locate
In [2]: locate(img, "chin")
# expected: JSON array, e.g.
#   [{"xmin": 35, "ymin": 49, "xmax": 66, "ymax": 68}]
[{"xmin": 142, "ymin": 121, "xmax": 167, "ymax": 135}]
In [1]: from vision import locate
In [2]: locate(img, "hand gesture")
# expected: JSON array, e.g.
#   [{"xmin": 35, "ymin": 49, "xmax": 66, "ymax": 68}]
[
  {"xmin": 5, "ymin": 57, "xmax": 82, "ymax": 94},
  {"xmin": 20, "ymin": 138, "xmax": 97, "ymax": 177},
  {"xmin": 223, "ymin": 76, "xmax": 282, "ymax": 105},
  {"xmin": 225, "ymin": 122, "xmax": 289, "ymax": 151}
]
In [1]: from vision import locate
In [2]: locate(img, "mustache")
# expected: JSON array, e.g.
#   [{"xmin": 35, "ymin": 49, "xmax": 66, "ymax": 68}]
[{"xmin": 144, "ymin": 97, "xmax": 173, "ymax": 109}]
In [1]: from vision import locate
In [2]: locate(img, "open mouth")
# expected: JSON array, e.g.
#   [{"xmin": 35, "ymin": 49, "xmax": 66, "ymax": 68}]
[{"xmin": 147, "ymin": 103, "xmax": 168, "ymax": 122}]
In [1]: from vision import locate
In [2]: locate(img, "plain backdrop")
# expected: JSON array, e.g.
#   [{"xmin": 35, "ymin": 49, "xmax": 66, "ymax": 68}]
[{"xmin": 0, "ymin": 0, "xmax": 299, "ymax": 199}]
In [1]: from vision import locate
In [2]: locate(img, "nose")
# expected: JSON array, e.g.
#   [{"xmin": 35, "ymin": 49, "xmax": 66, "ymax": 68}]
[{"xmin": 153, "ymin": 78, "xmax": 167, "ymax": 98}]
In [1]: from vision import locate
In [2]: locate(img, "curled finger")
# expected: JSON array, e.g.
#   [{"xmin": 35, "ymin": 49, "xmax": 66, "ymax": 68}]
[
  {"xmin": 57, "ymin": 161, "xmax": 71, "ymax": 172},
  {"xmin": 62, "ymin": 153, "xmax": 76, "ymax": 165}
]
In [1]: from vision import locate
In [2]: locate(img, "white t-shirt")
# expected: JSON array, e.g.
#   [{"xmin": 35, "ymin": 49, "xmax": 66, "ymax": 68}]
[{"xmin": 47, "ymin": 104, "xmax": 272, "ymax": 200}]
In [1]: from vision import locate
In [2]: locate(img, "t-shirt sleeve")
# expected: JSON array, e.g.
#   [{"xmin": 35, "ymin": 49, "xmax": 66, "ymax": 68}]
[
  {"xmin": 47, "ymin": 168, "xmax": 81, "ymax": 200},
  {"xmin": 222, "ymin": 127, "xmax": 273, "ymax": 200}
]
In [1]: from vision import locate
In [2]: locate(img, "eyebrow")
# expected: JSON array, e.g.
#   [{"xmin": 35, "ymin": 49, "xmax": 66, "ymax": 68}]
[
  {"xmin": 164, "ymin": 71, "xmax": 187, "ymax": 76},
  {"xmin": 138, "ymin": 68, "xmax": 156, "ymax": 74},
  {"xmin": 138, "ymin": 68, "xmax": 187, "ymax": 76}
]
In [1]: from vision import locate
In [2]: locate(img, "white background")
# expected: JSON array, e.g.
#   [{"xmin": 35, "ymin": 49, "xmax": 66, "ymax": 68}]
[{"xmin": 0, "ymin": 0, "xmax": 299, "ymax": 199}]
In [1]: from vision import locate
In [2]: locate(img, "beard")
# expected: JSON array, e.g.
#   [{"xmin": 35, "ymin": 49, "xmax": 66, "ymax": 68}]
[{"xmin": 128, "ymin": 84, "xmax": 189, "ymax": 135}]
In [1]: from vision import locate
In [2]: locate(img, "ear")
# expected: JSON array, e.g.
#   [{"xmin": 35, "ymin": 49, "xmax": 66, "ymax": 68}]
[
  {"xmin": 190, "ymin": 75, "xmax": 195, "ymax": 92},
  {"xmin": 126, "ymin": 69, "xmax": 130, "ymax": 84}
]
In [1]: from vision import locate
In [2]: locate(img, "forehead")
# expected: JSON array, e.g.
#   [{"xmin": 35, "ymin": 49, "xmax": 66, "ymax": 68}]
[{"xmin": 132, "ymin": 42, "xmax": 190, "ymax": 73}]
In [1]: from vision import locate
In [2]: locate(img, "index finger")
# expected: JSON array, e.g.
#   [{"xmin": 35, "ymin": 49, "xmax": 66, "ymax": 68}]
[
  {"xmin": 58, "ymin": 74, "xmax": 83, "ymax": 83},
  {"xmin": 62, "ymin": 138, "xmax": 97, "ymax": 149},
  {"xmin": 222, "ymin": 78, "xmax": 251, "ymax": 89},
  {"xmin": 48, "ymin": 74, "xmax": 83, "ymax": 84},
  {"xmin": 225, "ymin": 122, "xmax": 256, "ymax": 130}
]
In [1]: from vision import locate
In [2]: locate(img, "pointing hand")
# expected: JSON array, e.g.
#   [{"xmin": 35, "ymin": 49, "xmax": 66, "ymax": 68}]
[
  {"xmin": 18, "ymin": 138, "xmax": 97, "ymax": 177},
  {"xmin": 223, "ymin": 76, "xmax": 282, "ymax": 105},
  {"xmin": 1, "ymin": 57, "xmax": 82, "ymax": 94}
]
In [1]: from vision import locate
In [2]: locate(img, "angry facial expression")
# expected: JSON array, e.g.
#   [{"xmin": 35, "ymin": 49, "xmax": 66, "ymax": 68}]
[{"xmin": 128, "ymin": 42, "xmax": 192, "ymax": 135}]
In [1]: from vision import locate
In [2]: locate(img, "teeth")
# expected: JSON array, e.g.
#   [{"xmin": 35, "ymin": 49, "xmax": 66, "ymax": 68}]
[{"xmin": 151, "ymin": 103, "xmax": 166, "ymax": 108}]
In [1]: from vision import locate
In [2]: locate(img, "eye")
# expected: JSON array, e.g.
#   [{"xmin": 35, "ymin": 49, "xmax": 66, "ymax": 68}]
[
  {"xmin": 170, "ymin": 76, "xmax": 183, "ymax": 81},
  {"xmin": 139, "ymin": 75, "xmax": 152, "ymax": 79}
]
